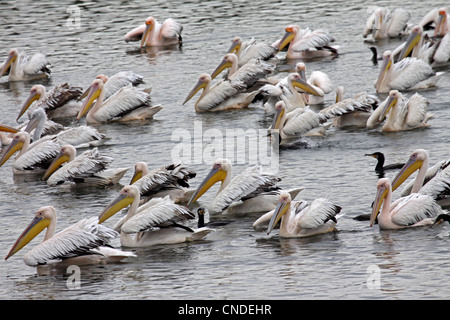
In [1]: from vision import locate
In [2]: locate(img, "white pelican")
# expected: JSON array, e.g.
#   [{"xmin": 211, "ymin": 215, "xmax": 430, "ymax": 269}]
[
  {"xmin": 420, "ymin": 7, "xmax": 449, "ymax": 37},
  {"xmin": 390, "ymin": 149, "xmax": 450, "ymax": 206},
  {"xmin": 80, "ymin": 71, "xmax": 145, "ymax": 102},
  {"xmin": 259, "ymin": 192, "xmax": 342, "ymax": 238},
  {"xmin": 365, "ymin": 152, "xmax": 405, "ymax": 175},
  {"xmin": 270, "ymin": 101, "xmax": 329, "ymax": 141},
  {"xmin": 187, "ymin": 158, "xmax": 302, "ymax": 215},
  {"xmin": 259, "ymin": 73, "xmax": 322, "ymax": 114},
  {"xmin": 323, "ymin": 86, "xmax": 377, "ymax": 128},
  {"xmin": 42, "ymin": 145, "xmax": 129, "ymax": 187},
  {"xmin": 0, "ymin": 124, "xmax": 19, "ymax": 147},
  {"xmin": 369, "ymin": 178, "xmax": 442, "ymax": 229},
  {"xmin": 0, "ymin": 48, "xmax": 50, "ymax": 81},
  {"xmin": 275, "ymin": 25, "xmax": 338, "ymax": 60},
  {"xmin": 363, "ymin": 7, "xmax": 411, "ymax": 40},
  {"xmin": 182, "ymin": 74, "xmax": 259, "ymax": 112},
  {"xmin": 210, "ymin": 53, "xmax": 275, "ymax": 89},
  {"xmin": 124, "ymin": 16, "xmax": 182, "ymax": 48},
  {"xmin": 228, "ymin": 36, "xmax": 278, "ymax": 67},
  {"xmin": 98, "ymin": 185, "xmax": 212, "ymax": 247},
  {"xmin": 77, "ymin": 79, "xmax": 162, "ymax": 124},
  {"xmin": 375, "ymin": 90, "xmax": 433, "ymax": 132},
  {"xmin": 295, "ymin": 62, "xmax": 333, "ymax": 105},
  {"xmin": 130, "ymin": 162, "xmax": 196, "ymax": 204},
  {"xmin": 374, "ymin": 50, "xmax": 443, "ymax": 93},
  {"xmin": 17, "ymin": 84, "xmax": 83, "ymax": 121},
  {"xmin": 397, "ymin": 25, "xmax": 450, "ymax": 68},
  {"xmin": 4, "ymin": 206, "xmax": 135, "ymax": 267}
]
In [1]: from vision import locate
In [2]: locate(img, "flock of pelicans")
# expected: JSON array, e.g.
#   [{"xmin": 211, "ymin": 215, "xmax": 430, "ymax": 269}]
[{"xmin": 1, "ymin": 6, "xmax": 450, "ymax": 273}]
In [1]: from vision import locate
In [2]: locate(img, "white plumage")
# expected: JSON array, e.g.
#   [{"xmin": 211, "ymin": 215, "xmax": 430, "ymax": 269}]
[
  {"xmin": 228, "ymin": 36, "xmax": 278, "ymax": 67},
  {"xmin": 124, "ymin": 16, "xmax": 182, "ymax": 47},
  {"xmin": 0, "ymin": 48, "xmax": 50, "ymax": 81},
  {"xmin": 363, "ymin": 7, "xmax": 411, "ymax": 40}
]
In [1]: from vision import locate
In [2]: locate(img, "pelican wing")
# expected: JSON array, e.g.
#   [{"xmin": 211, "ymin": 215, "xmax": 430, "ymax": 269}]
[
  {"xmin": 230, "ymin": 59, "xmax": 275, "ymax": 88},
  {"xmin": 296, "ymin": 198, "xmax": 341, "ymax": 229},
  {"xmin": 211, "ymin": 165, "xmax": 281, "ymax": 211},
  {"xmin": 290, "ymin": 28, "xmax": 335, "ymax": 52},
  {"xmin": 433, "ymin": 35, "xmax": 450, "ymax": 64},
  {"xmin": 124, "ymin": 24, "xmax": 145, "ymax": 42},
  {"xmin": 419, "ymin": 8, "xmax": 439, "ymax": 29},
  {"xmin": 197, "ymin": 80, "xmax": 246, "ymax": 111},
  {"xmin": 104, "ymin": 71, "xmax": 144, "ymax": 100},
  {"xmin": 398, "ymin": 93, "xmax": 429, "ymax": 129},
  {"xmin": 23, "ymin": 217, "xmax": 117, "ymax": 266},
  {"xmin": 41, "ymin": 83, "xmax": 82, "ymax": 113},
  {"xmin": 13, "ymin": 139, "xmax": 60, "ymax": 170},
  {"xmin": 239, "ymin": 42, "xmax": 277, "ymax": 66},
  {"xmin": 390, "ymin": 194, "xmax": 441, "ymax": 226},
  {"xmin": 389, "ymin": 57, "xmax": 434, "ymax": 91},
  {"xmin": 121, "ymin": 196, "xmax": 195, "ymax": 234},
  {"xmin": 22, "ymin": 52, "xmax": 50, "ymax": 76},
  {"xmin": 401, "ymin": 159, "xmax": 450, "ymax": 196},
  {"xmin": 160, "ymin": 18, "xmax": 183, "ymax": 41},
  {"xmin": 282, "ymin": 108, "xmax": 329, "ymax": 136},
  {"xmin": 55, "ymin": 126, "xmax": 107, "ymax": 147},
  {"xmin": 419, "ymin": 167, "xmax": 450, "ymax": 201},
  {"xmin": 387, "ymin": 9, "xmax": 410, "ymax": 38},
  {"xmin": 319, "ymin": 94, "xmax": 376, "ymax": 119}
]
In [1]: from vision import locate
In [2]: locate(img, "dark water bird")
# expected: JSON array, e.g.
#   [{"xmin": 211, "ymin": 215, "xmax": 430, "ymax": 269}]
[
  {"xmin": 369, "ymin": 46, "xmax": 382, "ymax": 65},
  {"xmin": 365, "ymin": 152, "xmax": 405, "ymax": 176},
  {"xmin": 197, "ymin": 208, "xmax": 232, "ymax": 228},
  {"xmin": 431, "ymin": 213, "xmax": 450, "ymax": 227}
]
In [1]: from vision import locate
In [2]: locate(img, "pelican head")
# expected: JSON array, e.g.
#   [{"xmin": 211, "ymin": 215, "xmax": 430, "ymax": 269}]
[
  {"xmin": 187, "ymin": 158, "xmax": 231, "ymax": 206},
  {"xmin": 271, "ymin": 101, "xmax": 286, "ymax": 131},
  {"xmin": 79, "ymin": 74, "xmax": 109, "ymax": 101},
  {"xmin": 0, "ymin": 132, "xmax": 29, "ymax": 167},
  {"xmin": 140, "ymin": 16, "xmax": 156, "ymax": 48},
  {"xmin": 370, "ymin": 178, "xmax": 391, "ymax": 227},
  {"xmin": 0, "ymin": 48, "xmax": 18, "ymax": 77},
  {"xmin": 375, "ymin": 51, "xmax": 393, "ymax": 92},
  {"xmin": 276, "ymin": 25, "xmax": 299, "ymax": 51},
  {"xmin": 42, "ymin": 145, "xmax": 76, "ymax": 180},
  {"xmin": 211, "ymin": 53, "xmax": 237, "ymax": 79},
  {"xmin": 77, "ymin": 79, "xmax": 104, "ymax": 120},
  {"xmin": 17, "ymin": 85, "xmax": 46, "ymax": 121},
  {"xmin": 390, "ymin": 149, "xmax": 428, "ymax": 192},
  {"xmin": 130, "ymin": 161, "xmax": 148, "ymax": 184},
  {"xmin": 267, "ymin": 192, "xmax": 292, "ymax": 234},
  {"xmin": 182, "ymin": 74, "xmax": 211, "ymax": 105},
  {"xmin": 98, "ymin": 185, "xmax": 139, "ymax": 224},
  {"xmin": 5, "ymin": 206, "xmax": 55, "ymax": 261},
  {"xmin": 228, "ymin": 37, "xmax": 242, "ymax": 55},
  {"xmin": 398, "ymin": 25, "xmax": 422, "ymax": 61},
  {"xmin": 295, "ymin": 62, "xmax": 307, "ymax": 80},
  {"xmin": 436, "ymin": 8, "xmax": 448, "ymax": 37},
  {"xmin": 380, "ymin": 90, "xmax": 401, "ymax": 120},
  {"xmin": 288, "ymin": 73, "xmax": 322, "ymax": 96}
]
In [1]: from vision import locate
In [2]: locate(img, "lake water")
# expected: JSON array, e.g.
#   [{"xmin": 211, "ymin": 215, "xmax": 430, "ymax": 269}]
[{"xmin": 1, "ymin": 0, "xmax": 450, "ymax": 300}]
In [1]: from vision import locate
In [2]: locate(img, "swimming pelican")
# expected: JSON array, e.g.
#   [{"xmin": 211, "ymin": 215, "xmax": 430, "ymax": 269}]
[
  {"xmin": 210, "ymin": 53, "xmax": 275, "ymax": 89},
  {"xmin": 365, "ymin": 152, "xmax": 405, "ymax": 175},
  {"xmin": 369, "ymin": 178, "xmax": 442, "ymax": 229},
  {"xmin": 397, "ymin": 25, "xmax": 450, "ymax": 68},
  {"xmin": 390, "ymin": 149, "xmax": 450, "ymax": 206},
  {"xmin": 182, "ymin": 74, "xmax": 259, "ymax": 112},
  {"xmin": 124, "ymin": 16, "xmax": 182, "ymax": 48},
  {"xmin": 363, "ymin": 7, "xmax": 411, "ymax": 40},
  {"xmin": 374, "ymin": 50, "xmax": 443, "ymax": 93},
  {"xmin": 130, "ymin": 162, "xmax": 196, "ymax": 204},
  {"xmin": 4, "ymin": 206, "xmax": 135, "ymax": 267},
  {"xmin": 275, "ymin": 25, "xmax": 338, "ymax": 59},
  {"xmin": 0, "ymin": 48, "xmax": 50, "ymax": 81},
  {"xmin": 420, "ymin": 7, "xmax": 449, "ymax": 37},
  {"xmin": 228, "ymin": 37, "xmax": 278, "ymax": 67},
  {"xmin": 77, "ymin": 79, "xmax": 162, "ymax": 124},
  {"xmin": 0, "ymin": 124, "xmax": 19, "ymax": 147},
  {"xmin": 98, "ymin": 185, "xmax": 212, "ymax": 247},
  {"xmin": 42, "ymin": 145, "xmax": 129, "ymax": 187},
  {"xmin": 295, "ymin": 62, "xmax": 333, "ymax": 105},
  {"xmin": 259, "ymin": 73, "xmax": 322, "ymax": 114},
  {"xmin": 17, "ymin": 84, "xmax": 83, "ymax": 121},
  {"xmin": 187, "ymin": 158, "xmax": 302, "ymax": 214},
  {"xmin": 80, "ymin": 71, "xmax": 145, "ymax": 102},
  {"xmin": 261, "ymin": 192, "xmax": 342, "ymax": 237}
]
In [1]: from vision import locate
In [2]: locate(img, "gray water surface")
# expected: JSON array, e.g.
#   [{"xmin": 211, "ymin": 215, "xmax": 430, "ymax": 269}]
[{"xmin": 1, "ymin": 0, "xmax": 450, "ymax": 300}]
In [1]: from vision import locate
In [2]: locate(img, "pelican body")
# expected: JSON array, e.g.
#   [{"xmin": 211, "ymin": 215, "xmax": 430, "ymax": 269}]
[
  {"xmin": 98, "ymin": 185, "xmax": 212, "ymax": 248},
  {"xmin": 124, "ymin": 17, "xmax": 182, "ymax": 48},
  {"xmin": 5, "ymin": 206, "xmax": 135, "ymax": 267},
  {"xmin": 363, "ymin": 7, "xmax": 411, "ymax": 40},
  {"xmin": 0, "ymin": 48, "xmax": 50, "ymax": 81}
]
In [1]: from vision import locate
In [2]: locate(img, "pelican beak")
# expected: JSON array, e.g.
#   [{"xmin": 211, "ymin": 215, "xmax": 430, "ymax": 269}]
[
  {"xmin": 23, "ymin": 113, "xmax": 40, "ymax": 134},
  {"xmin": 77, "ymin": 83, "xmax": 101, "ymax": 120},
  {"xmin": 5, "ymin": 215, "xmax": 50, "ymax": 261},
  {"xmin": 291, "ymin": 77, "xmax": 321, "ymax": 96},
  {"xmin": 98, "ymin": 191, "xmax": 134, "ymax": 224},
  {"xmin": 227, "ymin": 40, "xmax": 241, "ymax": 54},
  {"xmin": 375, "ymin": 55, "xmax": 391, "ymax": 92},
  {"xmin": 0, "ymin": 124, "xmax": 18, "ymax": 134},
  {"xmin": 436, "ymin": 10, "xmax": 448, "ymax": 37},
  {"xmin": 370, "ymin": 184, "xmax": 388, "ymax": 227},
  {"xmin": 0, "ymin": 135, "xmax": 23, "ymax": 167},
  {"xmin": 140, "ymin": 22, "xmax": 153, "ymax": 48},
  {"xmin": 379, "ymin": 95, "xmax": 397, "ymax": 121},
  {"xmin": 182, "ymin": 78, "xmax": 206, "ymax": 105},
  {"xmin": 187, "ymin": 165, "xmax": 227, "ymax": 206},
  {"xmin": 211, "ymin": 57, "xmax": 232, "ymax": 79},
  {"xmin": 271, "ymin": 106, "xmax": 285, "ymax": 130},
  {"xmin": 398, "ymin": 29, "xmax": 421, "ymax": 61},
  {"xmin": 276, "ymin": 28, "xmax": 295, "ymax": 52},
  {"xmin": 17, "ymin": 90, "xmax": 41, "ymax": 121},
  {"xmin": 390, "ymin": 156, "xmax": 423, "ymax": 192},
  {"xmin": 129, "ymin": 169, "xmax": 143, "ymax": 185},
  {"xmin": 78, "ymin": 85, "xmax": 91, "ymax": 101},
  {"xmin": 42, "ymin": 150, "xmax": 70, "ymax": 180},
  {"xmin": 0, "ymin": 52, "xmax": 16, "ymax": 77},
  {"xmin": 267, "ymin": 198, "xmax": 289, "ymax": 234}
]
